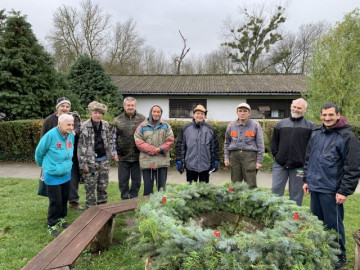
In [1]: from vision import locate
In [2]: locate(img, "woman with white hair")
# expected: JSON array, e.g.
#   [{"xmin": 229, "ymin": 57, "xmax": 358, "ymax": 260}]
[{"xmin": 35, "ymin": 114, "xmax": 75, "ymax": 237}]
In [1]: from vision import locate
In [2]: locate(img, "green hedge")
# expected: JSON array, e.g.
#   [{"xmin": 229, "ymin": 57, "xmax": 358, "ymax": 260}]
[{"xmin": 9, "ymin": 119, "xmax": 360, "ymax": 165}]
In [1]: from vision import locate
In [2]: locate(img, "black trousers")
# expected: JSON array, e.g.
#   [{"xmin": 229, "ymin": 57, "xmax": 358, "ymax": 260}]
[
  {"xmin": 118, "ymin": 161, "xmax": 141, "ymax": 200},
  {"xmin": 186, "ymin": 169, "xmax": 210, "ymax": 184},
  {"xmin": 47, "ymin": 181, "xmax": 70, "ymax": 226},
  {"xmin": 311, "ymin": 191, "xmax": 346, "ymax": 256},
  {"xmin": 142, "ymin": 168, "xmax": 167, "ymax": 196},
  {"xmin": 68, "ymin": 156, "xmax": 80, "ymax": 204}
]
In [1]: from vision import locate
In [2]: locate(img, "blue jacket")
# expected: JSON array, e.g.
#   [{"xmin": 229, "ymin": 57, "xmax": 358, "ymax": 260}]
[
  {"xmin": 176, "ymin": 120, "xmax": 219, "ymax": 172},
  {"xmin": 304, "ymin": 121, "xmax": 360, "ymax": 196},
  {"xmin": 35, "ymin": 127, "xmax": 74, "ymax": 185}
]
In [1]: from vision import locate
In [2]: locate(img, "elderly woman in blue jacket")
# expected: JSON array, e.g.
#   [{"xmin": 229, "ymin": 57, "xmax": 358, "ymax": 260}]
[{"xmin": 35, "ymin": 114, "xmax": 75, "ymax": 237}]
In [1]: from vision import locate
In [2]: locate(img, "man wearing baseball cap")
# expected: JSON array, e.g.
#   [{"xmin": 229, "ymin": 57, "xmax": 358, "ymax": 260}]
[
  {"xmin": 176, "ymin": 104, "xmax": 220, "ymax": 183},
  {"xmin": 224, "ymin": 103, "xmax": 264, "ymax": 188}
]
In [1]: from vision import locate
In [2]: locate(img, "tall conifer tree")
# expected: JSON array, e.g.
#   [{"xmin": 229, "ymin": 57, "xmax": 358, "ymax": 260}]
[{"xmin": 0, "ymin": 11, "xmax": 61, "ymax": 120}]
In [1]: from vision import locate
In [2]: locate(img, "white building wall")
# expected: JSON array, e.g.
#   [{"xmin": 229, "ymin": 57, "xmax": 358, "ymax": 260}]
[
  {"xmin": 133, "ymin": 96, "xmax": 246, "ymax": 122},
  {"xmin": 135, "ymin": 97, "xmax": 170, "ymax": 119},
  {"xmin": 206, "ymin": 97, "xmax": 246, "ymax": 122}
]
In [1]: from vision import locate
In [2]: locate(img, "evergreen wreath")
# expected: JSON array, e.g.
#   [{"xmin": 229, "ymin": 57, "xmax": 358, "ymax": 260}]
[{"xmin": 130, "ymin": 183, "xmax": 337, "ymax": 269}]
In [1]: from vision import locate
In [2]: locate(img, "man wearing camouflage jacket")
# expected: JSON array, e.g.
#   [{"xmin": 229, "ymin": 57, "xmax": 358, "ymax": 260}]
[{"xmin": 78, "ymin": 101, "xmax": 114, "ymax": 209}]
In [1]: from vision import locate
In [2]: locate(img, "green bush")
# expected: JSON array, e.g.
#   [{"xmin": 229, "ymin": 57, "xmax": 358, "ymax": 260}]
[
  {"xmin": 0, "ymin": 120, "xmax": 42, "ymax": 161},
  {"xmin": 2, "ymin": 118, "xmax": 360, "ymax": 165}
]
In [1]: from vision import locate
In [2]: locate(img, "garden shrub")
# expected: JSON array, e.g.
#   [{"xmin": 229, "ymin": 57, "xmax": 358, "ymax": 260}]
[{"xmin": 2, "ymin": 118, "xmax": 360, "ymax": 164}]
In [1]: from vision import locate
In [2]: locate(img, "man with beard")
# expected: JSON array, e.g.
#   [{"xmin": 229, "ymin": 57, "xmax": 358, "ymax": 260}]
[{"xmin": 271, "ymin": 98, "xmax": 316, "ymax": 206}]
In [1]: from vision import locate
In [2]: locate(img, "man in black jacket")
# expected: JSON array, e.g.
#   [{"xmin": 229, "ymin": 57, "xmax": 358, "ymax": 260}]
[
  {"xmin": 303, "ymin": 103, "xmax": 360, "ymax": 270},
  {"xmin": 271, "ymin": 98, "xmax": 316, "ymax": 206}
]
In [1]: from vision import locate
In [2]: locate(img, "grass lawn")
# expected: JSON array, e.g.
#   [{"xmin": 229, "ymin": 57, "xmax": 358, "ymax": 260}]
[{"xmin": 0, "ymin": 177, "xmax": 359, "ymax": 270}]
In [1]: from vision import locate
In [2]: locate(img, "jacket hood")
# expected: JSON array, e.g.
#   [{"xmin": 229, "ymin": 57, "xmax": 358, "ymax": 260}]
[
  {"xmin": 148, "ymin": 105, "xmax": 163, "ymax": 126},
  {"xmin": 325, "ymin": 116, "xmax": 349, "ymax": 130}
]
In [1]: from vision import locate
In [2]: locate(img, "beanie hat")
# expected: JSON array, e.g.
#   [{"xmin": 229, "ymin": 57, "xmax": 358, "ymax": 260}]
[
  {"xmin": 193, "ymin": 104, "xmax": 207, "ymax": 114},
  {"xmin": 88, "ymin": 101, "xmax": 107, "ymax": 115},
  {"xmin": 56, "ymin": 97, "xmax": 71, "ymax": 109}
]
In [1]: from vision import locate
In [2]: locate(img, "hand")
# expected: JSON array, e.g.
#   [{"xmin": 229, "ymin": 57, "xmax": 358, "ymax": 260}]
[
  {"xmin": 336, "ymin": 193, "xmax": 347, "ymax": 204},
  {"xmin": 154, "ymin": 148, "xmax": 161, "ymax": 155},
  {"xmin": 176, "ymin": 160, "xmax": 184, "ymax": 174},
  {"xmin": 224, "ymin": 160, "xmax": 230, "ymax": 166},
  {"xmin": 212, "ymin": 160, "xmax": 219, "ymax": 172},
  {"xmin": 83, "ymin": 167, "xmax": 89, "ymax": 173},
  {"xmin": 113, "ymin": 155, "xmax": 119, "ymax": 162},
  {"xmin": 302, "ymin": 183, "xmax": 310, "ymax": 194},
  {"xmin": 256, "ymin": 163, "xmax": 262, "ymax": 170}
]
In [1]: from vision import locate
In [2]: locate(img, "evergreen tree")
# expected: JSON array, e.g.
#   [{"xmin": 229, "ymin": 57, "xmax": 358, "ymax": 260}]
[
  {"xmin": 0, "ymin": 11, "xmax": 61, "ymax": 120},
  {"xmin": 305, "ymin": 9, "xmax": 360, "ymax": 121},
  {"xmin": 67, "ymin": 54, "xmax": 122, "ymax": 117}
]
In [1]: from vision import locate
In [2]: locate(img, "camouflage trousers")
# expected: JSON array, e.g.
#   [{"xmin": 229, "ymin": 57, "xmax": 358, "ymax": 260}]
[{"xmin": 83, "ymin": 160, "xmax": 110, "ymax": 209}]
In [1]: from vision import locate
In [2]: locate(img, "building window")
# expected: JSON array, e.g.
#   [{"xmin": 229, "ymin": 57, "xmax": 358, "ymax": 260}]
[
  {"xmin": 247, "ymin": 99, "xmax": 292, "ymax": 119},
  {"xmin": 169, "ymin": 99, "xmax": 207, "ymax": 118}
]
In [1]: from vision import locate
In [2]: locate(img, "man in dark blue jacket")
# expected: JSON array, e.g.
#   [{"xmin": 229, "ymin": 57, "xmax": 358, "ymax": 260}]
[{"xmin": 303, "ymin": 103, "xmax": 360, "ymax": 270}]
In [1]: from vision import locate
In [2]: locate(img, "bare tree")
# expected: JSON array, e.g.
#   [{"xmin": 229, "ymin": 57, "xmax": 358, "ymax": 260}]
[
  {"xmin": 271, "ymin": 22, "xmax": 328, "ymax": 74},
  {"xmin": 174, "ymin": 30, "xmax": 190, "ymax": 74},
  {"xmin": 106, "ymin": 18, "xmax": 145, "ymax": 74},
  {"xmin": 202, "ymin": 47, "xmax": 235, "ymax": 74},
  {"xmin": 47, "ymin": 0, "xmax": 111, "ymax": 71},
  {"xmin": 80, "ymin": 0, "xmax": 110, "ymax": 59},
  {"xmin": 297, "ymin": 21, "xmax": 328, "ymax": 73},
  {"xmin": 142, "ymin": 46, "xmax": 168, "ymax": 74}
]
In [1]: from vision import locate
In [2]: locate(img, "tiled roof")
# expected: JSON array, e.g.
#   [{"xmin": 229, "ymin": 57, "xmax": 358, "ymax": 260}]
[{"xmin": 111, "ymin": 74, "xmax": 306, "ymax": 95}]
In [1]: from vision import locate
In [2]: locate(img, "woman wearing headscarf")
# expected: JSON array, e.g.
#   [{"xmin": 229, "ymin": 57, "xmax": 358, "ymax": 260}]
[{"xmin": 134, "ymin": 105, "xmax": 174, "ymax": 195}]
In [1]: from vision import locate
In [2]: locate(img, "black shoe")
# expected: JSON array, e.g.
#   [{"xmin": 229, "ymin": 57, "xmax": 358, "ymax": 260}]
[
  {"xmin": 47, "ymin": 225, "xmax": 60, "ymax": 237},
  {"xmin": 335, "ymin": 255, "xmax": 347, "ymax": 269},
  {"xmin": 58, "ymin": 218, "xmax": 70, "ymax": 229}
]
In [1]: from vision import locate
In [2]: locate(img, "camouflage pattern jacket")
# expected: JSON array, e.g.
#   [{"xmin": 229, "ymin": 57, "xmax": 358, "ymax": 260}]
[
  {"xmin": 78, "ymin": 119, "xmax": 113, "ymax": 170},
  {"xmin": 134, "ymin": 119, "xmax": 174, "ymax": 169}
]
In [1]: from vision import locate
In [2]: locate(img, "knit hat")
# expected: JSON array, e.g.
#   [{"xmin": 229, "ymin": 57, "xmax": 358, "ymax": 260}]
[
  {"xmin": 193, "ymin": 104, "xmax": 207, "ymax": 114},
  {"xmin": 88, "ymin": 101, "xmax": 107, "ymax": 115},
  {"xmin": 56, "ymin": 97, "xmax": 71, "ymax": 109}
]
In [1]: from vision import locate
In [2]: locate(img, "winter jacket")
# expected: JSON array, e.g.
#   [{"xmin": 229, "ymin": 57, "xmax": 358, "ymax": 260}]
[
  {"xmin": 176, "ymin": 119, "xmax": 220, "ymax": 172},
  {"xmin": 77, "ymin": 119, "xmax": 113, "ymax": 170},
  {"xmin": 41, "ymin": 112, "xmax": 81, "ymax": 158},
  {"xmin": 35, "ymin": 126, "xmax": 74, "ymax": 185},
  {"xmin": 134, "ymin": 105, "xmax": 174, "ymax": 169},
  {"xmin": 224, "ymin": 119, "xmax": 264, "ymax": 164},
  {"xmin": 271, "ymin": 116, "xmax": 316, "ymax": 169},
  {"xmin": 304, "ymin": 119, "xmax": 360, "ymax": 196},
  {"xmin": 113, "ymin": 111, "xmax": 145, "ymax": 162}
]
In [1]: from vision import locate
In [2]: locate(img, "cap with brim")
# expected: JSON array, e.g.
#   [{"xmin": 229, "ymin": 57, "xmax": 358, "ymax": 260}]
[
  {"xmin": 193, "ymin": 104, "xmax": 207, "ymax": 114},
  {"xmin": 237, "ymin": 103, "xmax": 251, "ymax": 110}
]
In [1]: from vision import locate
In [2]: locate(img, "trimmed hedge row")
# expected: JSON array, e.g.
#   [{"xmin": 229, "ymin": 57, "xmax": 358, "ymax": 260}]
[{"xmin": 3, "ymin": 119, "xmax": 360, "ymax": 164}]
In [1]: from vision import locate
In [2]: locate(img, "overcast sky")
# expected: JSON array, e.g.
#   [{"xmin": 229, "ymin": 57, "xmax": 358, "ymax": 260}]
[{"xmin": 2, "ymin": 0, "xmax": 359, "ymax": 57}]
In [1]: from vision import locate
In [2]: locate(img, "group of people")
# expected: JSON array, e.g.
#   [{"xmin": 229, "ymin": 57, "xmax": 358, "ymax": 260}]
[{"xmin": 35, "ymin": 96, "xmax": 359, "ymax": 269}]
